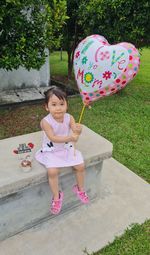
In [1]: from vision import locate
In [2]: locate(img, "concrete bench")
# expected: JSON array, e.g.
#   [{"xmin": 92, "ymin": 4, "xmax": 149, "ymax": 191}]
[{"xmin": 0, "ymin": 125, "xmax": 112, "ymax": 241}]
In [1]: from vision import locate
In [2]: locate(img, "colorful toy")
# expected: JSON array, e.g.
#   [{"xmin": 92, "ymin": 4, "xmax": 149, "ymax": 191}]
[{"xmin": 13, "ymin": 142, "xmax": 34, "ymax": 172}]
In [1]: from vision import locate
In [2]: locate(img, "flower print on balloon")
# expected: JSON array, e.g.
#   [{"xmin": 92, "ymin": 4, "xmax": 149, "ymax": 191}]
[{"xmin": 103, "ymin": 71, "xmax": 112, "ymax": 80}]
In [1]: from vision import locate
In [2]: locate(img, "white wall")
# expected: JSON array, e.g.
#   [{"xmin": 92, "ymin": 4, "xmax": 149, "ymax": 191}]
[{"xmin": 0, "ymin": 49, "xmax": 50, "ymax": 90}]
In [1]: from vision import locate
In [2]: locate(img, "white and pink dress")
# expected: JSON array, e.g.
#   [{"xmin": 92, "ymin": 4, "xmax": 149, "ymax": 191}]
[{"xmin": 35, "ymin": 113, "xmax": 84, "ymax": 168}]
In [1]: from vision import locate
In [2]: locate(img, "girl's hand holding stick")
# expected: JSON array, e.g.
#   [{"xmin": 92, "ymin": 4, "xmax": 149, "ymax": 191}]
[
  {"xmin": 73, "ymin": 104, "xmax": 91, "ymax": 156},
  {"xmin": 73, "ymin": 123, "xmax": 83, "ymax": 156}
]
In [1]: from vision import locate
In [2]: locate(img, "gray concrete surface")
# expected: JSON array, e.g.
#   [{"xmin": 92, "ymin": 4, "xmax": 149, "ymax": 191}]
[
  {"xmin": 0, "ymin": 126, "xmax": 112, "ymax": 198},
  {"xmin": 0, "ymin": 86, "xmax": 78, "ymax": 106},
  {"xmin": 0, "ymin": 87, "xmax": 46, "ymax": 105},
  {"xmin": 0, "ymin": 126, "xmax": 113, "ymax": 240},
  {"xmin": 0, "ymin": 85, "xmax": 77, "ymax": 108},
  {"xmin": 0, "ymin": 158, "xmax": 150, "ymax": 255}
]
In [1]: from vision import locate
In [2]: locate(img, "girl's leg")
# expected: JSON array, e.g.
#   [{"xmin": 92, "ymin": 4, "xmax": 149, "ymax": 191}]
[
  {"xmin": 47, "ymin": 167, "xmax": 64, "ymax": 215},
  {"xmin": 47, "ymin": 167, "xmax": 59, "ymax": 200},
  {"xmin": 73, "ymin": 163, "xmax": 89, "ymax": 203},
  {"xmin": 73, "ymin": 163, "xmax": 85, "ymax": 191}
]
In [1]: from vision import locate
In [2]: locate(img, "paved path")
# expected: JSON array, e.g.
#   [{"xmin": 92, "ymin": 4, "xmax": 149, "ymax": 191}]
[
  {"xmin": 0, "ymin": 158, "xmax": 150, "ymax": 255},
  {"xmin": 0, "ymin": 87, "xmax": 45, "ymax": 107},
  {"xmin": 0, "ymin": 85, "xmax": 78, "ymax": 107}
]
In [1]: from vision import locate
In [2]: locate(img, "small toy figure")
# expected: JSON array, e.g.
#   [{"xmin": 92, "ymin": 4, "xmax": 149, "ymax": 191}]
[{"xmin": 13, "ymin": 142, "xmax": 34, "ymax": 172}]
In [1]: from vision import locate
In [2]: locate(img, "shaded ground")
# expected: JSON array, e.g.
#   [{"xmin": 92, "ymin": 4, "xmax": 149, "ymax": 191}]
[{"xmin": 0, "ymin": 103, "xmax": 45, "ymax": 139}]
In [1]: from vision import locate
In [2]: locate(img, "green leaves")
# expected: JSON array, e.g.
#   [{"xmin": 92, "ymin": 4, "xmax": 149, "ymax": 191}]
[
  {"xmin": 78, "ymin": 0, "xmax": 150, "ymax": 48},
  {"xmin": 0, "ymin": 0, "xmax": 67, "ymax": 70}
]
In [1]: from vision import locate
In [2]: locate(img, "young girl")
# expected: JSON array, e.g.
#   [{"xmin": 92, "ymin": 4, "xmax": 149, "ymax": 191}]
[{"xmin": 35, "ymin": 86, "xmax": 89, "ymax": 215}]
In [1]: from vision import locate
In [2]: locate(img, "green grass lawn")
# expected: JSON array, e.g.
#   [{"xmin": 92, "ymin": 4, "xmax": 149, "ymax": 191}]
[
  {"xmin": 50, "ymin": 51, "xmax": 68, "ymax": 77},
  {"xmin": 0, "ymin": 48, "xmax": 150, "ymax": 254}
]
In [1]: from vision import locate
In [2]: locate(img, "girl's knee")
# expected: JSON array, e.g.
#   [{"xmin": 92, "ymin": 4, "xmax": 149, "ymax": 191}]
[
  {"xmin": 74, "ymin": 163, "xmax": 85, "ymax": 172},
  {"xmin": 48, "ymin": 168, "xmax": 59, "ymax": 178}
]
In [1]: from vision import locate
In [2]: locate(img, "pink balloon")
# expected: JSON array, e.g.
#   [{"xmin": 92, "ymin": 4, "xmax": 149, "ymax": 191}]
[{"xmin": 73, "ymin": 34, "xmax": 140, "ymax": 105}]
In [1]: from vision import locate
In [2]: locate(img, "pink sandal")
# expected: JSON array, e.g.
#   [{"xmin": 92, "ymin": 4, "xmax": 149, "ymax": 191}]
[
  {"xmin": 50, "ymin": 191, "xmax": 64, "ymax": 215},
  {"xmin": 72, "ymin": 185, "xmax": 89, "ymax": 204}
]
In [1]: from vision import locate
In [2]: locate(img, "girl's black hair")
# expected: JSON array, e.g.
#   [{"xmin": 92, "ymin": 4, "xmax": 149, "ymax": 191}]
[{"xmin": 44, "ymin": 86, "xmax": 67, "ymax": 105}]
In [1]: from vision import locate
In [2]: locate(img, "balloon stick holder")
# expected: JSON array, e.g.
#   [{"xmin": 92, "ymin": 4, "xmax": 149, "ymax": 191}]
[{"xmin": 74, "ymin": 104, "xmax": 91, "ymax": 156}]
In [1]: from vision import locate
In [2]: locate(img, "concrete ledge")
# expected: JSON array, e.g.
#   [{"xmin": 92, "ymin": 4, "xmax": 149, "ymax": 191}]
[
  {"xmin": 0, "ymin": 125, "xmax": 112, "ymax": 198},
  {"xmin": 0, "ymin": 125, "xmax": 113, "ymax": 240},
  {"xmin": 0, "ymin": 87, "xmax": 44, "ymax": 105},
  {"xmin": 0, "ymin": 85, "xmax": 78, "ymax": 108},
  {"xmin": 0, "ymin": 158, "xmax": 149, "ymax": 255}
]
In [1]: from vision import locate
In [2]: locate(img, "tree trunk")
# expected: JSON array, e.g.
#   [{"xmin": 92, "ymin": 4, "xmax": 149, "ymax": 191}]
[
  {"xmin": 60, "ymin": 48, "xmax": 63, "ymax": 61},
  {"xmin": 67, "ymin": 50, "xmax": 73, "ymax": 79},
  {"xmin": 67, "ymin": 23, "xmax": 78, "ymax": 79}
]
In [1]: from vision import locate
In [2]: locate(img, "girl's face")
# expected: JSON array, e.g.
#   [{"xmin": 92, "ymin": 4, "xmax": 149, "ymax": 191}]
[{"xmin": 46, "ymin": 94, "xmax": 67, "ymax": 120}]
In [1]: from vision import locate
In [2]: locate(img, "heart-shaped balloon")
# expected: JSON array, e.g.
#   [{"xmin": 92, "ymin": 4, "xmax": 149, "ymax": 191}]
[{"xmin": 73, "ymin": 34, "xmax": 140, "ymax": 105}]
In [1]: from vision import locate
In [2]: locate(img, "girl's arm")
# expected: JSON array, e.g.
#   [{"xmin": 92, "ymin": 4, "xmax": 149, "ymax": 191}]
[
  {"xmin": 70, "ymin": 115, "xmax": 82, "ymax": 135},
  {"xmin": 41, "ymin": 119, "xmax": 79, "ymax": 143}
]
